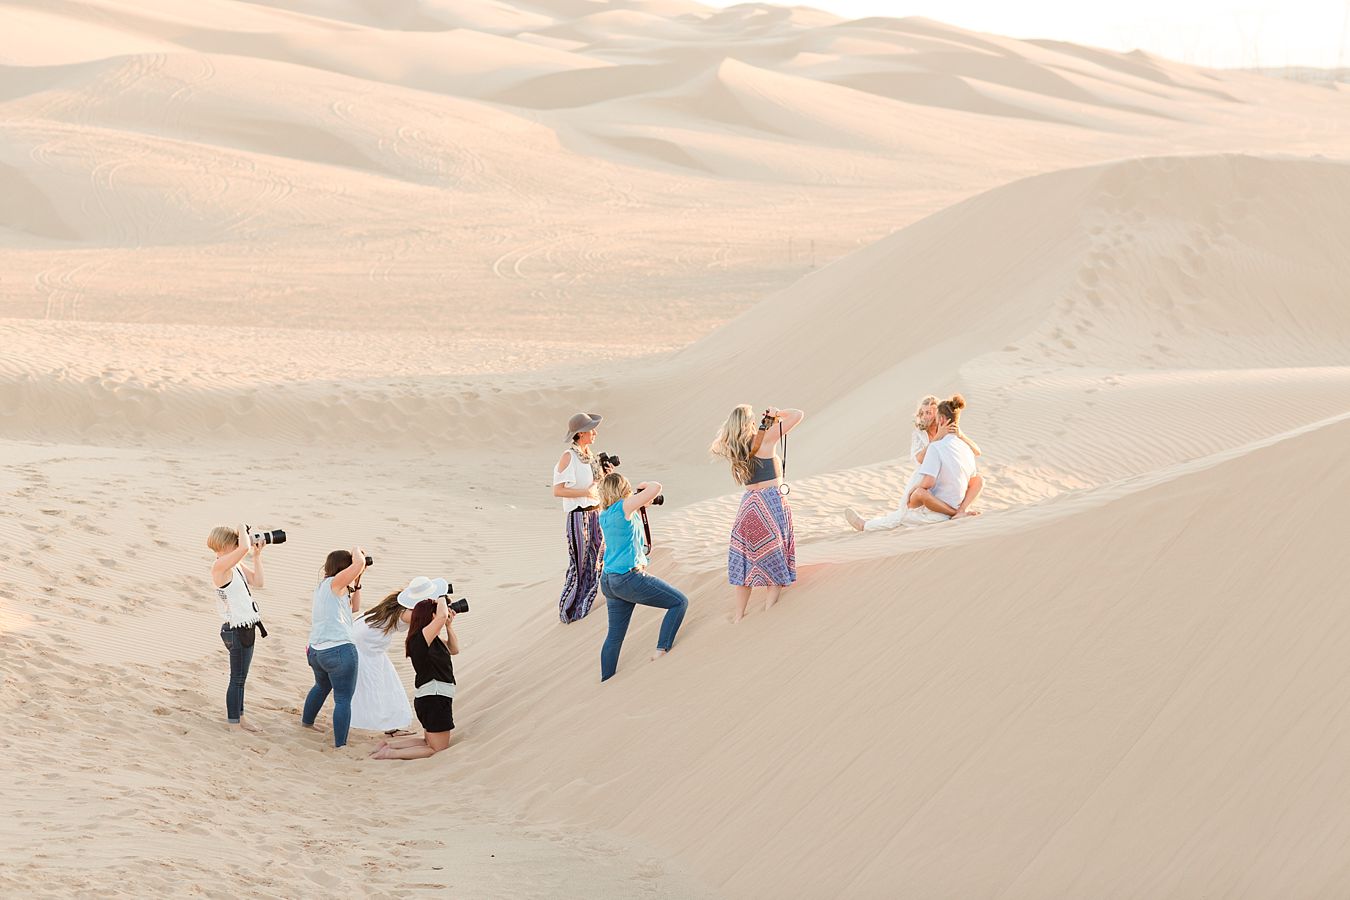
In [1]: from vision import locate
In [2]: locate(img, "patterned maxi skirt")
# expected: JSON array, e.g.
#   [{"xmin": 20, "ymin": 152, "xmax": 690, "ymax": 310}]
[
  {"xmin": 728, "ymin": 488, "xmax": 797, "ymax": 587},
  {"xmin": 560, "ymin": 507, "xmax": 604, "ymax": 623}
]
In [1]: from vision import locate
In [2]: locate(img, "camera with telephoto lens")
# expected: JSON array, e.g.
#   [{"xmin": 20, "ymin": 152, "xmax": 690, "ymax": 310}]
[
  {"xmin": 247, "ymin": 526, "xmax": 287, "ymax": 546},
  {"xmin": 436, "ymin": 584, "xmax": 469, "ymax": 614}
]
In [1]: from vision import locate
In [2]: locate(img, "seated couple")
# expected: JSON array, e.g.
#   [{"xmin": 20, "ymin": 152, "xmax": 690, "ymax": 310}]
[{"xmin": 844, "ymin": 393, "xmax": 983, "ymax": 531}]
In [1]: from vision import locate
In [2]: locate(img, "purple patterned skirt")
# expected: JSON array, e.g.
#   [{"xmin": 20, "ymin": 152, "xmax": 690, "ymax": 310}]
[
  {"xmin": 560, "ymin": 507, "xmax": 604, "ymax": 623},
  {"xmin": 728, "ymin": 488, "xmax": 796, "ymax": 587}
]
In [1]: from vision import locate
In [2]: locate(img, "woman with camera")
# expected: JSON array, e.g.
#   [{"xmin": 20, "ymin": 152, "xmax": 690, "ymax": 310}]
[
  {"xmin": 301, "ymin": 547, "xmax": 367, "ymax": 748},
  {"xmin": 552, "ymin": 412, "xmax": 606, "ymax": 624},
  {"xmin": 371, "ymin": 586, "xmax": 460, "ymax": 760},
  {"xmin": 349, "ymin": 583, "xmax": 429, "ymax": 735},
  {"xmin": 208, "ymin": 524, "xmax": 265, "ymax": 733},
  {"xmin": 711, "ymin": 405, "xmax": 804, "ymax": 623},
  {"xmin": 596, "ymin": 473, "xmax": 688, "ymax": 681}
]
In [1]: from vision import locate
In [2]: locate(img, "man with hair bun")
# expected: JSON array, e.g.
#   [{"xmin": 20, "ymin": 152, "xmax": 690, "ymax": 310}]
[{"xmin": 904, "ymin": 394, "xmax": 983, "ymax": 523}]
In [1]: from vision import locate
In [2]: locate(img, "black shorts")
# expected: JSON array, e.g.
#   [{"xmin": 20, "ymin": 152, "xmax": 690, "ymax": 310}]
[{"xmin": 414, "ymin": 695, "xmax": 455, "ymax": 733}]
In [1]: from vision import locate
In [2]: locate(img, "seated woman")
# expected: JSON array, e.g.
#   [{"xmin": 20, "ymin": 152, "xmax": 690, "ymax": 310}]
[
  {"xmin": 349, "ymin": 586, "xmax": 424, "ymax": 736},
  {"xmin": 372, "ymin": 588, "xmax": 460, "ymax": 760},
  {"xmin": 596, "ymin": 473, "xmax": 688, "ymax": 682},
  {"xmin": 844, "ymin": 393, "xmax": 981, "ymax": 531}
]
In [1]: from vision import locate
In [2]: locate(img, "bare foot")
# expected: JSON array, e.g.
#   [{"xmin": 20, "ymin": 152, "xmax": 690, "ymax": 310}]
[
  {"xmin": 731, "ymin": 613, "xmax": 744, "ymax": 624},
  {"xmin": 954, "ymin": 509, "xmax": 982, "ymax": 519},
  {"xmin": 843, "ymin": 508, "xmax": 865, "ymax": 532},
  {"xmin": 301, "ymin": 722, "xmax": 328, "ymax": 734},
  {"xmin": 651, "ymin": 649, "xmax": 668, "ymax": 662},
  {"xmin": 238, "ymin": 718, "xmax": 263, "ymax": 734}
]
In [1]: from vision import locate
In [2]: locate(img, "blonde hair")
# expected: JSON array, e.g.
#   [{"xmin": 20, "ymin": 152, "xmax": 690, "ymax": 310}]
[
  {"xmin": 599, "ymin": 472, "xmax": 631, "ymax": 510},
  {"xmin": 206, "ymin": 525, "xmax": 239, "ymax": 553},
  {"xmin": 710, "ymin": 404, "xmax": 758, "ymax": 485},
  {"xmin": 914, "ymin": 394, "xmax": 939, "ymax": 429},
  {"xmin": 362, "ymin": 591, "xmax": 406, "ymax": 636}
]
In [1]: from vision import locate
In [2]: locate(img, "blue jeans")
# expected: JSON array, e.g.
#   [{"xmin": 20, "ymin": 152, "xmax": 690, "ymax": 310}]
[
  {"xmin": 303, "ymin": 643, "xmax": 359, "ymax": 747},
  {"xmin": 220, "ymin": 624, "xmax": 254, "ymax": 723},
  {"xmin": 599, "ymin": 569, "xmax": 688, "ymax": 682}
]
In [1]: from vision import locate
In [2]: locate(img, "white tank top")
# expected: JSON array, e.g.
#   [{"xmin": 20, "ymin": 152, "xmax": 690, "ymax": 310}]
[{"xmin": 216, "ymin": 565, "xmax": 260, "ymax": 627}]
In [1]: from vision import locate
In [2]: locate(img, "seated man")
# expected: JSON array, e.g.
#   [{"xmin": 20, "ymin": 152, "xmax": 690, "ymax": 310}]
[{"xmin": 904, "ymin": 397, "xmax": 982, "ymax": 524}]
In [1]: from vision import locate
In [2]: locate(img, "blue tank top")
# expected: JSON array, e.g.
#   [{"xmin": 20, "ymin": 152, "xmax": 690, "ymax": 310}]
[
  {"xmin": 749, "ymin": 455, "xmax": 781, "ymax": 483},
  {"xmin": 599, "ymin": 502, "xmax": 648, "ymax": 573}
]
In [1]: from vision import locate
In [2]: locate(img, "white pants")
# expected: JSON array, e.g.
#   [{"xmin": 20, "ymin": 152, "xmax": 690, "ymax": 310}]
[{"xmin": 864, "ymin": 504, "xmax": 951, "ymax": 531}]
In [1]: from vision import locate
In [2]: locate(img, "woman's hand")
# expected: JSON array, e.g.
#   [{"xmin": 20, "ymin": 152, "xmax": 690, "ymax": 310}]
[
  {"xmin": 934, "ymin": 420, "xmax": 953, "ymax": 440},
  {"xmin": 765, "ymin": 406, "xmax": 781, "ymax": 419}
]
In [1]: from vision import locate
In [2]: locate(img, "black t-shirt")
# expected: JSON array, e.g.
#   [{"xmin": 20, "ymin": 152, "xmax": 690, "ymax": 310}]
[{"xmin": 407, "ymin": 630, "xmax": 455, "ymax": 688}]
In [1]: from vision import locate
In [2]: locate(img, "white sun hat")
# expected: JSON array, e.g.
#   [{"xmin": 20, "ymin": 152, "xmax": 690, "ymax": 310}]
[{"xmin": 397, "ymin": 576, "xmax": 450, "ymax": 609}]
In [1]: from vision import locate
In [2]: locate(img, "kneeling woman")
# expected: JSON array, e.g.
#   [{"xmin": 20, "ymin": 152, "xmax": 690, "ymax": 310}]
[
  {"xmin": 597, "ymin": 473, "xmax": 688, "ymax": 682},
  {"xmin": 373, "ymin": 592, "xmax": 460, "ymax": 760}
]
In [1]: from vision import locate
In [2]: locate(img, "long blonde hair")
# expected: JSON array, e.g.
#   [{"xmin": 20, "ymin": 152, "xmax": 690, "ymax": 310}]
[
  {"xmin": 599, "ymin": 472, "xmax": 631, "ymax": 510},
  {"xmin": 710, "ymin": 404, "xmax": 758, "ymax": 485},
  {"xmin": 362, "ymin": 591, "xmax": 406, "ymax": 635},
  {"xmin": 914, "ymin": 394, "xmax": 939, "ymax": 430}
]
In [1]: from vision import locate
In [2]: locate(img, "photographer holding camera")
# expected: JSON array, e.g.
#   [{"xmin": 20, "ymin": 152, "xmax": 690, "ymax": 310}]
[
  {"xmin": 208, "ymin": 524, "xmax": 267, "ymax": 733},
  {"xmin": 301, "ymin": 547, "xmax": 368, "ymax": 749},
  {"xmin": 596, "ymin": 473, "xmax": 688, "ymax": 682},
  {"xmin": 371, "ymin": 579, "xmax": 461, "ymax": 760},
  {"xmin": 711, "ymin": 405, "xmax": 804, "ymax": 623},
  {"xmin": 552, "ymin": 412, "xmax": 606, "ymax": 624}
]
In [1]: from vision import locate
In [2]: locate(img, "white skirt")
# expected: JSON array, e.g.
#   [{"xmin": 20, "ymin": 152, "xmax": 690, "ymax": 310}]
[{"xmin": 349, "ymin": 621, "xmax": 413, "ymax": 732}]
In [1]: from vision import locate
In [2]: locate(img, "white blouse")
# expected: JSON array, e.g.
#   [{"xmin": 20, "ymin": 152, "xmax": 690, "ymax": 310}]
[{"xmin": 553, "ymin": 448, "xmax": 599, "ymax": 514}]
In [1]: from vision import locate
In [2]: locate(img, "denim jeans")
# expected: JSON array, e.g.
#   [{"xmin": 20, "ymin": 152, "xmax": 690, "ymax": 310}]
[
  {"xmin": 220, "ymin": 624, "xmax": 254, "ymax": 723},
  {"xmin": 599, "ymin": 569, "xmax": 688, "ymax": 682},
  {"xmin": 303, "ymin": 643, "xmax": 359, "ymax": 747}
]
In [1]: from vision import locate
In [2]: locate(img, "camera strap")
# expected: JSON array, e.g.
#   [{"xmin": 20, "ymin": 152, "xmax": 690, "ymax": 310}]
[{"xmin": 639, "ymin": 506, "xmax": 653, "ymax": 554}]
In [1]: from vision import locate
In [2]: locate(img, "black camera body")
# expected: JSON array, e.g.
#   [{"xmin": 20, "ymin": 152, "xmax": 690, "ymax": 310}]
[{"xmin": 597, "ymin": 452, "xmax": 664, "ymax": 504}]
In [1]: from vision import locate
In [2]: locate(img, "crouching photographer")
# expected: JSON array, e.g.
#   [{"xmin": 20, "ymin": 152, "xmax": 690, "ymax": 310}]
[
  {"xmin": 372, "ymin": 578, "xmax": 463, "ymax": 760},
  {"xmin": 208, "ymin": 523, "xmax": 275, "ymax": 733},
  {"xmin": 597, "ymin": 473, "xmax": 687, "ymax": 682}
]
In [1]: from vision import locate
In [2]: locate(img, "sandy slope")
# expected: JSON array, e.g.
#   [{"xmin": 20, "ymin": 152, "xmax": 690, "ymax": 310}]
[{"xmin": 3, "ymin": 0, "xmax": 1350, "ymax": 897}]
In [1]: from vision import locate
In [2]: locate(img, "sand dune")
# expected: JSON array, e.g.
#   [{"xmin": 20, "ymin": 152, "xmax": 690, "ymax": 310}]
[{"xmin": 3, "ymin": 0, "xmax": 1350, "ymax": 896}]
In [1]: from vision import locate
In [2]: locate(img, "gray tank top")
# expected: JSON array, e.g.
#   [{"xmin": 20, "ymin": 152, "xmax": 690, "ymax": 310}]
[{"xmin": 749, "ymin": 455, "xmax": 781, "ymax": 483}]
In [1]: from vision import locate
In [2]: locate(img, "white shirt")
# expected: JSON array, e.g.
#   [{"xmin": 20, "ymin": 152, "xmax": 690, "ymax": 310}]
[
  {"xmin": 915, "ymin": 435, "xmax": 977, "ymax": 510},
  {"xmin": 553, "ymin": 448, "xmax": 599, "ymax": 514}
]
